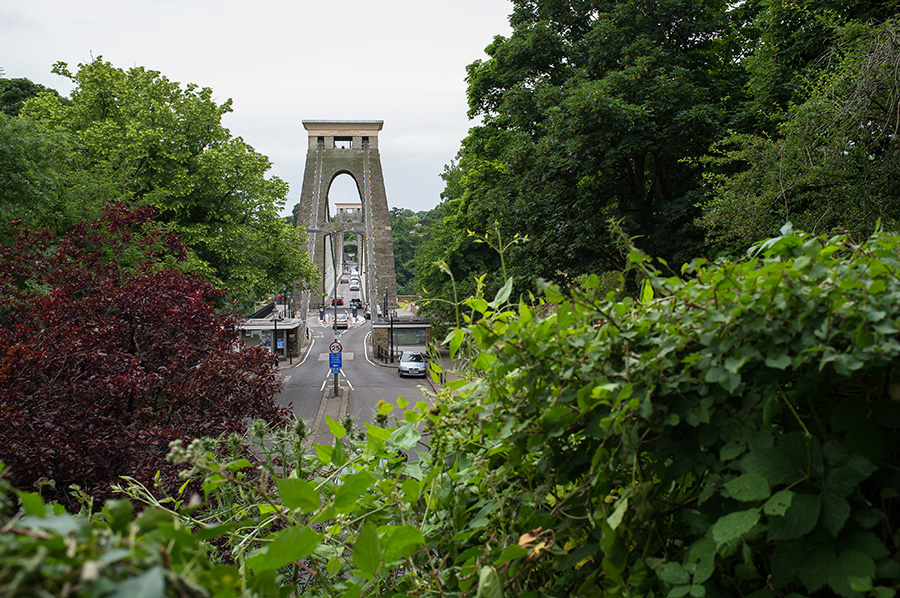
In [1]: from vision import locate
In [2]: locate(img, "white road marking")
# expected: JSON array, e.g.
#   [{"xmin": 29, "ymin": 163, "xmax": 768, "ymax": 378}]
[
  {"xmin": 364, "ymin": 331, "xmax": 378, "ymax": 366},
  {"xmin": 282, "ymin": 375, "xmax": 291, "ymax": 384}
]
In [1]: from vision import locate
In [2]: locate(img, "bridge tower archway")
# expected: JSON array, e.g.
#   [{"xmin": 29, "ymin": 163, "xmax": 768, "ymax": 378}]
[{"xmin": 294, "ymin": 120, "xmax": 397, "ymax": 320}]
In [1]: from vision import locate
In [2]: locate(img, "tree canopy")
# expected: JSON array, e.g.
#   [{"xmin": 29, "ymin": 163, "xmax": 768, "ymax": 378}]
[
  {"xmin": 700, "ymin": 18, "xmax": 900, "ymax": 255},
  {"xmin": 9, "ymin": 58, "xmax": 316, "ymax": 307},
  {"xmin": 412, "ymin": 1, "xmax": 900, "ymax": 310}
]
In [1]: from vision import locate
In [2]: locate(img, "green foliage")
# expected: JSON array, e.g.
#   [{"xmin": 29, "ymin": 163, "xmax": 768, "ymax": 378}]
[
  {"xmin": 425, "ymin": 225, "xmax": 900, "ymax": 596},
  {"xmin": 0, "ymin": 112, "xmax": 105, "ymax": 243},
  {"xmin": 444, "ymin": 0, "xmax": 751, "ymax": 290},
  {"xmin": 0, "ymin": 77, "xmax": 66, "ymax": 117},
  {"xmin": 15, "ymin": 58, "xmax": 316, "ymax": 307},
  {"xmin": 701, "ymin": 18, "xmax": 900, "ymax": 255},
  {"xmin": 389, "ymin": 206, "xmax": 438, "ymax": 294},
  {"xmin": 6, "ymin": 223, "xmax": 900, "ymax": 595},
  {"xmin": 0, "ymin": 462, "xmax": 250, "ymax": 597}
]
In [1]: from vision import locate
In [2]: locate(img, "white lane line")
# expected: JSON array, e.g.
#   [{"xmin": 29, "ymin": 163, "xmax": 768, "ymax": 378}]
[
  {"xmin": 364, "ymin": 331, "xmax": 378, "ymax": 367},
  {"xmin": 320, "ymin": 378, "xmax": 327, "ymax": 391},
  {"xmin": 282, "ymin": 375, "xmax": 291, "ymax": 384}
]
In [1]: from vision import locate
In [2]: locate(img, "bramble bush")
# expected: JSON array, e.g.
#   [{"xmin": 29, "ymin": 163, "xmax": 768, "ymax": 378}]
[
  {"xmin": 0, "ymin": 204, "xmax": 286, "ymax": 507},
  {"xmin": 2, "ymin": 225, "xmax": 899, "ymax": 597},
  {"xmin": 428, "ymin": 224, "xmax": 900, "ymax": 597}
]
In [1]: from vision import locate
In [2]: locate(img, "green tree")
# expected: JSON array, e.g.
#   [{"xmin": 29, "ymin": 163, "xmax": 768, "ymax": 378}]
[
  {"xmin": 448, "ymin": 0, "xmax": 751, "ymax": 289},
  {"xmin": 0, "ymin": 76, "xmax": 66, "ymax": 117},
  {"xmin": 18, "ymin": 58, "xmax": 316, "ymax": 307},
  {"xmin": 0, "ymin": 113, "xmax": 108, "ymax": 243},
  {"xmin": 700, "ymin": 18, "xmax": 900, "ymax": 255},
  {"xmin": 390, "ymin": 206, "xmax": 439, "ymax": 294}
]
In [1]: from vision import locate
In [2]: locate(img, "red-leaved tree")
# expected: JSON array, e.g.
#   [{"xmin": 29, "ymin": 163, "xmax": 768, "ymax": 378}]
[{"xmin": 0, "ymin": 204, "xmax": 287, "ymax": 506}]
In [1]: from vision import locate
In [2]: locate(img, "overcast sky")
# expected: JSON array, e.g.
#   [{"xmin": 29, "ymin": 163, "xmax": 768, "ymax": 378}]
[{"xmin": 1, "ymin": 0, "xmax": 513, "ymax": 215}]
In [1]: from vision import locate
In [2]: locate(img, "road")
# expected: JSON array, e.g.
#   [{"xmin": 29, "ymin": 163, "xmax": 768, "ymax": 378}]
[{"xmin": 275, "ymin": 280, "xmax": 432, "ymax": 434}]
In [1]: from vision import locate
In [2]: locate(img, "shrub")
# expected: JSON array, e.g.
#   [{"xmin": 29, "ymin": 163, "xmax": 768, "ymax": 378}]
[
  {"xmin": 0, "ymin": 204, "xmax": 287, "ymax": 507},
  {"xmin": 427, "ymin": 224, "xmax": 900, "ymax": 597}
]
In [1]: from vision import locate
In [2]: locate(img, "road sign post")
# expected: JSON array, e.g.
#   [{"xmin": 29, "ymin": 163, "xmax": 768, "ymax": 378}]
[{"xmin": 329, "ymin": 341, "xmax": 342, "ymax": 397}]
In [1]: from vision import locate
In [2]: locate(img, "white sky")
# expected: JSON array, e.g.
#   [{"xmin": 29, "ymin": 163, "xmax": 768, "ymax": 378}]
[{"xmin": 1, "ymin": 0, "xmax": 513, "ymax": 215}]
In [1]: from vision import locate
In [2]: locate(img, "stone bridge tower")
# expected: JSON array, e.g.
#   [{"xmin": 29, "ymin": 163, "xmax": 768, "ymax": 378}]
[{"xmin": 294, "ymin": 120, "xmax": 397, "ymax": 319}]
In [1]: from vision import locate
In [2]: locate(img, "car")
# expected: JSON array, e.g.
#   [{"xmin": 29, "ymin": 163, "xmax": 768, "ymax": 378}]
[
  {"xmin": 350, "ymin": 298, "xmax": 363, "ymax": 308},
  {"xmin": 340, "ymin": 276, "xmax": 348, "ymax": 283},
  {"xmin": 349, "ymin": 283, "xmax": 360, "ymax": 291},
  {"xmin": 331, "ymin": 296, "xmax": 343, "ymax": 306},
  {"xmin": 398, "ymin": 351, "xmax": 427, "ymax": 377},
  {"xmin": 334, "ymin": 313, "xmax": 350, "ymax": 329}
]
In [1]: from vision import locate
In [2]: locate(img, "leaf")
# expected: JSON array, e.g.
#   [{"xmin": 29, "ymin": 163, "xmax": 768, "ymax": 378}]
[
  {"xmin": 313, "ymin": 443, "xmax": 333, "ymax": 465},
  {"xmin": 494, "ymin": 544, "xmax": 527, "ymax": 566},
  {"xmin": 657, "ymin": 562, "xmax": 690, "ymax": 585},
  {"xmin": 828, "ymin": 551, "xmax": 875, "ymax": 598},
  {"xmin": 765, "ymin": 352, "xmax": 791, "ymax": 370},
  {"xmin": 820, "ymin": 492, "xmax": 851, "ymax": 537},
  {"xmin": 711, "ymin": 509, "xmax": 760, "ymax": 547},
  {"xmin": 797, "ymin": 542, "xmax": 835, "ymax": 592},
  {"xmin": 763, "ymin": 490, "xmax": 793, "ymax": 517},
  {"xmin": 334, "ymin": 471, "xmax": 375, "ymax": 513},
  {"xmin": 388, "ymin": 423, "xmax": 421, "ymax": 450},
  {"xmin": 17, "ymin": 491, "xmax": 46, "ymax": 517},
  {"xmin": 724, "ymin": 473, "xmax": 771, "ymax": 502},
  {"xmin": 382, "ymin": 525, "xmax": 426, "ymax": 562},
  {"xmin": 447, "ymin": 328, "xmax": 465, "ymax": 362},
  {"xmin": 477, "ymin": 565, "xmax": 504, "ymax": 598},
  {"xmin": 490, "ymin": 277, "xmax": 513, "ymax": 308},
  {"xmin": 275, "ymin": 476, "xmax": 320, "ymax": 513},
  {"xmin": 767, "ymin": 493, "xmax": 821, "ymax": 541},
  {"xmin": 325, "ymin": 415, "xmax": 346, "ymax": 439},
  {"xmin": 352, "ymin": 523, "xmax": 383, "ymax": 581},
  {"xmin": 224, "ymin": 458, "xmax": 254, "ymax": 471},
  {"xmin": 109, "ymin": 566, "xmax": 166, "ymax": 598},
  {"xmin": 246, "ymin": 525, "xmax": 322, "ymax": 572},
  {"xmin": 827, "ymin": 456, "xmax": 878, "ymax": 496},
  {"xmin": 102, "ymin": 499, "xmax": 134, "ymax": 534},
  {"xmin": 607, "ymin": 496, "xmax": 629, "ymax": 530},
  {"xmin": 640, "ymin": 278, "xmax": 655, "ymax": 304},
  {"xmin": 331, "ymin": 438, "xmax": 348, "ymax": 467}
]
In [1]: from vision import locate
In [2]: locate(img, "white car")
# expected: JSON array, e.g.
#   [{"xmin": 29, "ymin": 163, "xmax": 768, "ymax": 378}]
[
  {"xmin": 334, "ymin": 313, "xmax": 350, "ymax": 329},
  {"xmin": 398, "ymin": 351, "xmax": 427, "ymax": 377}
]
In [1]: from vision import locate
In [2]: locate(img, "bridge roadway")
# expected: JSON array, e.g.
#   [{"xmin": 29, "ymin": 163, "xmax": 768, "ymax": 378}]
[{"xmin": 275, "ymin": 279, "xmax": 432, "ymax": 444}]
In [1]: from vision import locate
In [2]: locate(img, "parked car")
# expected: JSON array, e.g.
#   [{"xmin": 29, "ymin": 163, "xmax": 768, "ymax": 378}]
[
  {"xmin": 334, "ymin": 313, "xmax": 350, "ymax": 329},
  {"xmin": 331, "ymin": 296, "xmax": 343, "ymax": 306},
  {"xmin": 398, "ymin": 351, "xmax": 427, "ymax": 377}
]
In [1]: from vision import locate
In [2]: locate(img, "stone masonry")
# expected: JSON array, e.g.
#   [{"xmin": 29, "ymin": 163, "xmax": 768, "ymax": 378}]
[{"xmin": 295, "ymin": 121, "xmax": 398, "ymax": 316}]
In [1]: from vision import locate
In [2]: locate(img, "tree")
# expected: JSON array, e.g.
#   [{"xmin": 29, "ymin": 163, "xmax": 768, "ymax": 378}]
[
  {"xmin": 17, "ymin": 58, "xmax": 316, "ymax": 308},
  {"xmin": 390, "ymin": 206, "xmax": 440, "ymax": 294},
  {"xmin": 0, "ymin": 204, "xmax": 288, "ymax": 507},
  {"xmin": 700, "ymin": 18, "xmax": 900, "ymax": 254},
  {"xmin": 0, "ymin": 77, "xmax": 66, "ymax": 117},
  {"xmin": 443, "ymin": 0, "xmax": 752, "ymax": 290},
  {"xmin": 0, "ymin": 112, "xmax": 107, "ymax": 244}
]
